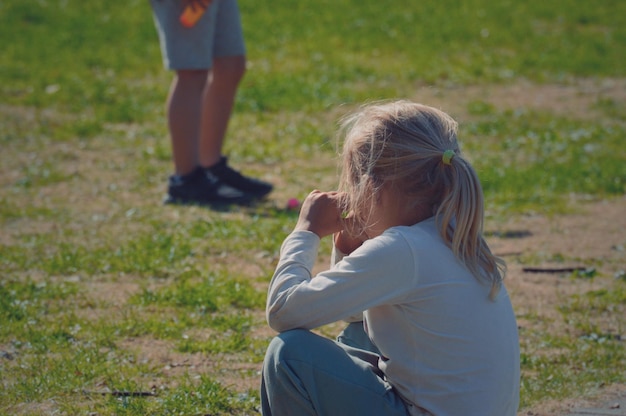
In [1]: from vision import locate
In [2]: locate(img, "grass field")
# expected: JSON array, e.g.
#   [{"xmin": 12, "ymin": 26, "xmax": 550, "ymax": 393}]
[{"xmin": 1, "ymin": 0, "xmax": 625, "ymax": 414}]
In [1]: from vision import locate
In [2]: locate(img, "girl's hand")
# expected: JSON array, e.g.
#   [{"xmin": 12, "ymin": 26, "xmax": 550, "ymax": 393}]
[
  {"xmin": 294, "ymin": 190, "xmax": 344, "ymax": 238},
  {"xmin": 333, "ymin": 228, "xmax": 366, "ymax": 256}
]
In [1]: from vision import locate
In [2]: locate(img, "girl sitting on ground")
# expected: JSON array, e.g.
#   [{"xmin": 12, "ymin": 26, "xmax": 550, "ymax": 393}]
[{"xmin": 261, "ymin": 100, "xmax": 520, "ymax": 416}]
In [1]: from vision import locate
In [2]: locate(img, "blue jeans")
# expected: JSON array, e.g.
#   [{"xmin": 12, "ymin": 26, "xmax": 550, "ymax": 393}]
[
  {"xmin": 336, "ymin": 320, "xmax": 381, "ymax": 355},
  {"xmin": 260, "ymin": 324, "xmax": 409, "ymax": 416}
]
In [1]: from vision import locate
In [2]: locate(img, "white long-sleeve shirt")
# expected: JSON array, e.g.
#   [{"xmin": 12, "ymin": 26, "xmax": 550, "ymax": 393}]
[{"xmin": 266, "ymin": 217, "xmax": 520, "ymax": 416}]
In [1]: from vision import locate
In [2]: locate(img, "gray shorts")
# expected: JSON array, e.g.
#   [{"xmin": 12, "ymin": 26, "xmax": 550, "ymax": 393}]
[{"xmin": 150, "ymin": 0, "xmax": 246, "ymax": 70}]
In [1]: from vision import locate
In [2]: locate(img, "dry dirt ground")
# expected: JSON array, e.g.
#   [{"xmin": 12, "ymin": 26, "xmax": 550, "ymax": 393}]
[{"xmin": 414, "ymin": 77, "xmax": 626, "ymax": 122}]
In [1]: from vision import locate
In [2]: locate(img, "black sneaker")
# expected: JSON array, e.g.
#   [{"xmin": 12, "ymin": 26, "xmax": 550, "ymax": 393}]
[
  {"xmin": 205, "ymin": 157, "xmax": 273, "ymax": 199},
  {"xmin": 164, "ymin": 166, "xmax": 253, "ymax": 207}
]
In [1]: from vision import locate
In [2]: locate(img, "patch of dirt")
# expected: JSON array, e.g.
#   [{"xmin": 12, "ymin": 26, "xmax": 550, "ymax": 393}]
[
  {"xmin": 492, "ymin": 197, "xmax": 626, "ymax": 332},
  {"xmin": 522, "ymin": 383, "xmax": 626, "ymax": 416},
  {"xmin": 412, "ymin": 77, "xmax": 626, "ymax": 122},
  {"xmin": 117, "ymin": 336, "xmax": 263, "ymax": 393}
]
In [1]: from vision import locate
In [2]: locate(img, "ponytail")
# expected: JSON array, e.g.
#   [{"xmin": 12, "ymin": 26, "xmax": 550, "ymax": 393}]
[{"xmin": 435, "ymin": 154, "xmax": 505, "ymax": 300}]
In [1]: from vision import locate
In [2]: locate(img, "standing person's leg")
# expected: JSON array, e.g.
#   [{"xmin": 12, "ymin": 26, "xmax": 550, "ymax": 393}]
[
  {"xmin": 261, "ymin": 329, "xmax": 409, "ymax": 416},
  {"xmin": 200, "ymin": 0, "xmax": 273, "ymax": 198},
  {"xmin": 168, "ymin": 69, "xmax": 208, "ymax": 176},
  {"xmin": 150, "ymin": 0, "xmax": 213, "ymax": 176},
  {"xmin": 198, "ymin": 55, "xmax": 246, "ymax": 168}
]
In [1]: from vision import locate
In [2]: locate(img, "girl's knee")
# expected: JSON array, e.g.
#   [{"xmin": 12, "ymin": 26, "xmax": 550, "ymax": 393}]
[
  {"xmin": 268, "ymin": 328, "xmax": 310, "ymax": 351},
  {"xmin": 276, "ymin": 328, "xmax": 312, "ymax": 343},
  {"xmin": 264, "ymin": 329, "xmax": 317, "ymax": 366}
]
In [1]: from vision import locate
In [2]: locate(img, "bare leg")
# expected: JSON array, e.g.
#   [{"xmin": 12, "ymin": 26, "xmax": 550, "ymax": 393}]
[
  {"xmin": 198, "ymin": 55, "xmax": 246, "ymax": 168},
  {"xmin": 167, "ymin": 69, "xmax": 209, "ymax": 176}
]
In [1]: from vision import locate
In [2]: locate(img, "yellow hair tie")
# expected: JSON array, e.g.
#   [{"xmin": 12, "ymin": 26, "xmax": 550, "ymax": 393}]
[{"xmin": 442, "ymin": 149, "xmax": 456, "ymax": 165}]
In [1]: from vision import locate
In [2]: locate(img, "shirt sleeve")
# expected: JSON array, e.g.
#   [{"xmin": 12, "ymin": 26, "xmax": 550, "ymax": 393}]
[
  {"xmin": 266, "ymin": 229, "xmax": 416, "ymax": 332},
  {"xmin": 331, "ymin": 242, "xmax": 365, "ymax": 323}
]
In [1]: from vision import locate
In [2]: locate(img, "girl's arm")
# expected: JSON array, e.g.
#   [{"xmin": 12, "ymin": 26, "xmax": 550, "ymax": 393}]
[{"xmin": 266, "ymin": 227, "xmax": 414, "ymax": 332}]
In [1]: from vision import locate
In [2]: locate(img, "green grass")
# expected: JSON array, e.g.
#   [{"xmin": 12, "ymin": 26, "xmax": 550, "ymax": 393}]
[
  {"xmin": 465, "ymin": 108, "xmax": 626, "ymax": 211},
  {"xmin": 1, "ymin": 0, "xmax": 625, "ymax": 414}
]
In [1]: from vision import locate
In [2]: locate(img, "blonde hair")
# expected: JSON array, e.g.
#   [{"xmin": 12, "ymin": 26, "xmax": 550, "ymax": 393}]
[{"xmin": 337, "ymin": 100, "xmax": 505, "ymax": 299}]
